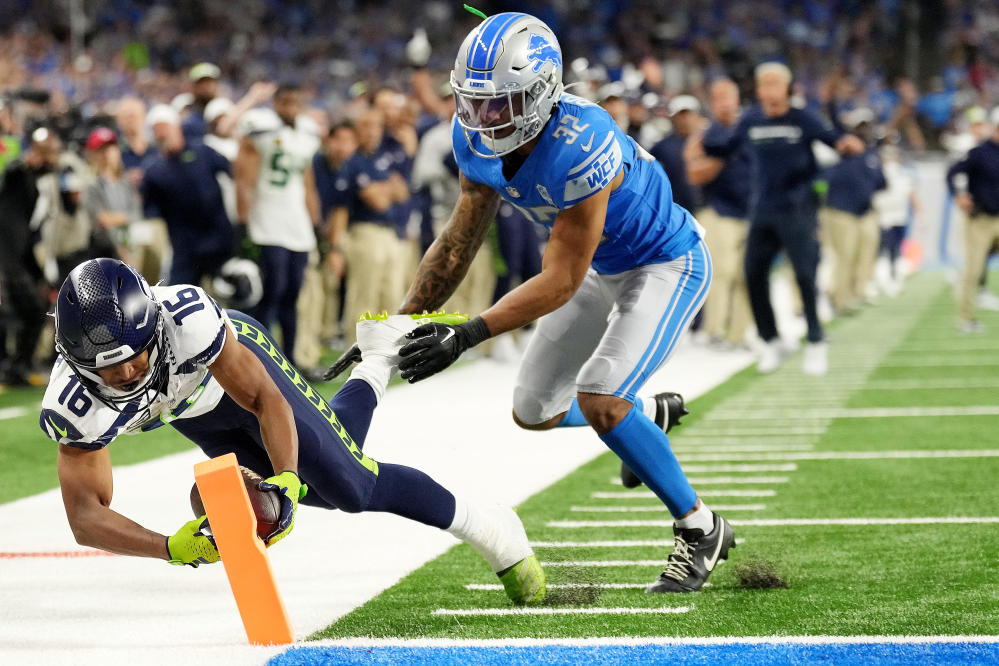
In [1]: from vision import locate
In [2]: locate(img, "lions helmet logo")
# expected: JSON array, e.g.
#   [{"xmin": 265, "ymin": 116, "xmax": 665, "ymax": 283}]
[{"xmin": 527, "ymin": 34, "xmax": 561, "ymax": 73}]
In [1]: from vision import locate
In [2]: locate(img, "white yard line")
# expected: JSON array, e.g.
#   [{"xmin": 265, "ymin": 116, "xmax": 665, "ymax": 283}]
[
  {"xmin": 592, "ymin": 490, "xmax": 776, "ymax": 499},
  {"xmin": 529, "ymin": 539, "xmax": 746, "ymax": 548},
  {"xmin": 674, "ymin": 449, "xmax": 999, "ymax": 463},
  {"xmin": 570, "ymin": 504, "xmax": 766, "ymax": 513},
  {"xmin": 0, "ymin": 407, "xmax": 28, "ymax": 420},
  {"xmin": 431, "ymin": 606, "xmax": 691, "ymax": 616},
  {"xmin": 677, "ymin": 463, "xmax": 797, "ymax": 472},
  {"xmin": 547, "ymin": 516, "xmax": 999, "ymax": 528},
  {"xmin": 866, "ymin": 378, "xmax": 999, "ymax": 390},
  {"xmin": 672, "ymin": 440, "xmax": 817, "ymax": 450},
  {"xmin": 701, "ymin": 406, "xmax": 999, "ymax": 420},
  {"xmin": 609, "ymin": 475, "xmax": 790, "ymax": 485},
  {"xmin": 675, "ymin": 427, "xmax": 827, "ymax": 436},
  {"xmin": 541, "ymin": 559, "xmax": 665, "ymax": 567},
  {"xmin": 466, "ymin": 583, "xmax": 650, "ymax": 590}
]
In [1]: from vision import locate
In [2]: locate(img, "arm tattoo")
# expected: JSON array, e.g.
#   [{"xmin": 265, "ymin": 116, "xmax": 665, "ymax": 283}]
[{"xmin": 400, "ymin": 177, "xmax": 499, "ymax": 314}]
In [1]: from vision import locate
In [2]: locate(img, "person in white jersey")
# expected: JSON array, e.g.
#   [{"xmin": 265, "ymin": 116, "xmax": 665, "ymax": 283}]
[{"xmin": 234, "ymin": 82, "xmax": 321, "ymax": 365}]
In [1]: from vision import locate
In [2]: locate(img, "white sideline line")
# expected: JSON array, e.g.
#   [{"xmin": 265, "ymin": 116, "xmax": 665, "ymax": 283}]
[
  {"xmin": 610, "ymin": 476, "xmax": 789, "ymax": 485},
  {"xmin": 0, "ymin": 407, "xmax": 27, "ymax": 420},
  {"xmin": 547, "ymin": 517, "xmax": 999, "ymax": 528},
  {"xmin": 593, "ymin": 490, "xmax": 776, "ymax": 498},
  {"xmin": 313, "ymin": 635, "xmax": 999, "ymax": 648},
  {"xmin": 529, "ymin": 538, "xmax": 747, "ymax": 548},
  {"xmin": 431, "ymin": 606, "xmax": 690, "ymax": 616},
  {"xmin": 678, "ymin": 463, "xmax": 797, "ymax": 472},
  {"xmin": 570, "ymin": 504, "xmax": 767, "ymax": 513},
  {"xmin": 674, "ymin": 449, "xmax": 999, "ymax": 463},
  {"xmin": 701, "ymin": 406, "xmax": 999, "ymax": 420}
]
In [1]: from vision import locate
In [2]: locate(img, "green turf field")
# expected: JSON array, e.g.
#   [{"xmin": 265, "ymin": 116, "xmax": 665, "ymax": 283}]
[{"xmin": 312, "ymin": 271, "xmax": 999, "ymax": 640}]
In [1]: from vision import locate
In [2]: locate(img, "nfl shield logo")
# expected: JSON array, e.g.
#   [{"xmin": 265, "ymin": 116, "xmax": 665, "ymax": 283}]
[{"xmin": 506, "ymin": 186, "xmax": 520, "ymax": 198}]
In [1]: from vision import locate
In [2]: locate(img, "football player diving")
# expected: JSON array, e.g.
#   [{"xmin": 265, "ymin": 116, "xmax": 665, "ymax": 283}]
[
  {"xmin": 40, "ymin": 258, "xmax": 545, "ymax": 605},
  {"xmin": 328, "ymin": 12, "xmax": 733, "ymax": 592}
]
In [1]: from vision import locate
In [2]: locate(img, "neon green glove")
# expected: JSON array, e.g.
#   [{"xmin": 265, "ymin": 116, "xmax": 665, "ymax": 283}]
[
  {"xmin": 167, "ymin": 517, "xmax": 220, "ymax": 567},
  {"xmin": 258, "ymin": 470, "xmax": 307, "ymax": 546}
]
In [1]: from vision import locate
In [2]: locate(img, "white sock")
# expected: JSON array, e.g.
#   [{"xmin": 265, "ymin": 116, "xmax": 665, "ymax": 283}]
[
  {"xmin": 675, "ymin": 500, "xmax": 715, "ymax": 534},
  {"xmin": 638, "ymin": 396, "xmax": 657, "ymax": 421},
  {"xmin": 347, "ymin": 358, "xmax": 395, "ymax": 404},
  {"xmin": 446, "ymin": 497, "xmax": 532, "ymax": 573}
]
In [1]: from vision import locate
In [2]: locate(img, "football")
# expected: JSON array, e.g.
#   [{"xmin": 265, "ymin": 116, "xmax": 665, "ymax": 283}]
[{"xmin": 189, "ymin": 465, "xmax": 282, "ymax": 541}]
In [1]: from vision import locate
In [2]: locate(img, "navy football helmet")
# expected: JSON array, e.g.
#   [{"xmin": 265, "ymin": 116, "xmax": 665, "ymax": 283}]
[{"xmin": 54, "ymin": 258, "xmax": 169, "ymax": 414}]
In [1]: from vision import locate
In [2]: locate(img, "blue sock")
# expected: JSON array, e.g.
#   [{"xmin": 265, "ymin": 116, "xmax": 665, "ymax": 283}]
[
  {"xmin": 556, "ymin": 399, "xmax": 589, "ymax": 427},
  {"xmin": 328, "ymin": 379, "xmax": 377, "ymax": 448},
  {"xmin": 598, "ymin": 406, "xmax": 696, "ymax": 517},
  {"xmin": 366, "ymin": 463, "xmax": 457, "ymax": 529},
  {"xmin": 557, "ymin": 396, "xmax": 644, "ymax": 428}
]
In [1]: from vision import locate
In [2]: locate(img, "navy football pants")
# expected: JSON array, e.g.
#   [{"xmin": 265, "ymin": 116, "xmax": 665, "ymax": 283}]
[
  {"xmin": 170, "ymin": 311, "xmax": 455, "ymax": 527},
  {"xmin": 744, "ymin": 208, "xmax": 823, "ymax": 344}
]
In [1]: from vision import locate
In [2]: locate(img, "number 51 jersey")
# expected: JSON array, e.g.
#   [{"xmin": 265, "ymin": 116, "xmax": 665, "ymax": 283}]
[
  {"xmin": 452, "ymin": 93, "xmax": 701, "ymax": 275},
  {"xmin": 39, "ymin": 285, "xmax": 230, "ymax": 450}
]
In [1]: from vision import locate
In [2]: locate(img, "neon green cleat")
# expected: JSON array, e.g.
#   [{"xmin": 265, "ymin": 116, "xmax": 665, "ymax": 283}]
[
  {"xmin": 357, "ymin": 310, "xmax": 469, "ymax": 326},
  {"xmin": 498, "ymin": 554, "xmax": 547, "ymax": 605},
  {"xmin": 355, "ymin": 311, "xmax": 468, "ymax": 362}
]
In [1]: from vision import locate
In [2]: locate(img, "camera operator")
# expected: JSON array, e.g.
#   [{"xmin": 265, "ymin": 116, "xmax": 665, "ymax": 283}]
[{"xmin": 0, "ymin": 128, "xmax": 61, "ymax": 385}]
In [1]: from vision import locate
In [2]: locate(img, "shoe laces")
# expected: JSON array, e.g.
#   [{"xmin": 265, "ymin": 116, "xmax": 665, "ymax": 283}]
[{"xmin": 660, "ymin": 532, "xmax": 695, "ymax": 582}]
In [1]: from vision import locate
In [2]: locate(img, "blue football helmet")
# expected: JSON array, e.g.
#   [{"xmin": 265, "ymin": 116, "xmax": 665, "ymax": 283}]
[
  {"xmin": 451, "ymin": 12, "xmax": 564, "ymax": 157},
  {"xmin": 54, "ymin": 258, "xmax": 168, "ymax": 414}
]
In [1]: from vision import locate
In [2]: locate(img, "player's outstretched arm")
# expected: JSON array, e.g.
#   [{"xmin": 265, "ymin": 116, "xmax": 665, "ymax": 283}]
[
  {"xmin": 209, "ymin": 324, "xmax": 305, "ymax": 544},
  {"xmin": 481, "ymin": 175, "xmax": 614, "ymax": 335},
  {"xmin": 398, "ymin": 176, "xmax": 614, "ymax": 383},
  {"xmin": 399, "ymin": 173, "xmax": 499, "ymax": 314},
  {"xmin": 57, "ymin": 444, "xmax": 175, "ymax": 559},
  {"xmin": 209, "ymin": 325, "xmax": 298, "ymax": 475}
]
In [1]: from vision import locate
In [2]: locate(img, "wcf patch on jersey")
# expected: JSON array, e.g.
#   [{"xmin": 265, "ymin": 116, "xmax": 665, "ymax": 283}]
[{"xmin": 563, "ymin": 134, "xmax": 623, "ymax": 205}]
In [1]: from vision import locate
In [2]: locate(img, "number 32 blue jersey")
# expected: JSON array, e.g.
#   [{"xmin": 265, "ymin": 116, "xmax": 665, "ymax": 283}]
[{"xmin": 452, "ymin": 93, "xmax": 701, "ymax": 274}]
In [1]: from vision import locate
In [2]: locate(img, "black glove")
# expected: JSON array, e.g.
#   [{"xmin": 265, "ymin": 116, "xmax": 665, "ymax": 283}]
[
  {"xmin": 398, "ymin": 317, "xmax": 491, "ymax": 383},
  {"xmin": 321, "ymin": 343, "xmax": 361, "ymax": 381}
]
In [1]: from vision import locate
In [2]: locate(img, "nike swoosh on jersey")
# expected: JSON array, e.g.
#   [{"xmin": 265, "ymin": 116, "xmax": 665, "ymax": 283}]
[
  {"xmin": 580, "ymin": 132, "xmax": 594, "ymax": 152},
  {"xmin": 49, "ymin": 418, "xmax": 68, "ymax": 438},
  {"xmin": 702, "ymin": 522, "xmax": 726, "ymax": 572}
]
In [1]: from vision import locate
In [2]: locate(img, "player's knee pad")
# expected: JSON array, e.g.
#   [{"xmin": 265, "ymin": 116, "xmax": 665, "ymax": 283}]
[{"xmin": 512, "ymin": 385, "xmax": 559, "ymax": 427}]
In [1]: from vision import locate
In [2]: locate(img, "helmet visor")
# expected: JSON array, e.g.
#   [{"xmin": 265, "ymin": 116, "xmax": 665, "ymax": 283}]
[{"xmin": 454, "ymin": 90, "xmax": 524, "ymax": 132}]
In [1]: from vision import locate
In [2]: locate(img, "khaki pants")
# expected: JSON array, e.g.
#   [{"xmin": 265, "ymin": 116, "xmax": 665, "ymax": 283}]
[
  {"xmin": 855, "ymin": 211, "xmax": 881, "ymax": 301},
  {"xmin": 699, "ymin": 207, "xmax": 751, "ymax": 344},
  {"xmin": 294, "ymin": 250, "xmax": 324, "ymax": 370},
  {"xmin": 128, "ymin": 219, "xmax": 170, "ymax": 284},
  {"xmin": 343, "ymin": 223, "xmax": 402, "ymax": 343},
  {"xmin": 961, "ymin": 213, "xmax": 999, "ymax": 322},
  {"xmin": 824, "ymin": 208, "xmax": 873, "ymax": 311}
]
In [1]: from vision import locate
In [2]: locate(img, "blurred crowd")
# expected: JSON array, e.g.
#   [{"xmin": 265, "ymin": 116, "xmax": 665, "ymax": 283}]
[{"xmin": 2, "ymin": 0, "xmax": 999, "ymax": 386}]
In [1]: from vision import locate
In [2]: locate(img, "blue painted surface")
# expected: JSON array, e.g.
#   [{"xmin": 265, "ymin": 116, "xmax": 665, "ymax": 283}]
[{"xmin": 269, "ymin": 642, "xmax": 998, "ymax": 665}]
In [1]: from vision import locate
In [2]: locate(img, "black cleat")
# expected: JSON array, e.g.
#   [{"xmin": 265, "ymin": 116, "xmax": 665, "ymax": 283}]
[
  {"xmin": 620, "ymin": 392, "xmax": 690, "ymax": 488},
  {"xmin": 654, "ymin": 391, "xmax": 689, "ymax": 433},
  {"xmin": 645, "ymin": 512, "xmax": 736, "ymax": 593}
]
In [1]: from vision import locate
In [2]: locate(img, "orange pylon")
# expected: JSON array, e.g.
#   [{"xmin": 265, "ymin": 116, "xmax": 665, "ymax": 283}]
[{"xmin": 194, "ymin": 453, "xmax": 294, "ymax": 645}]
